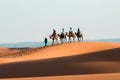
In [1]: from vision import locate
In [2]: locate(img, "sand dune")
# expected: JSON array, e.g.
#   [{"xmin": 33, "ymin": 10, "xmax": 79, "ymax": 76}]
[
  {"xmin": 0, "ymin": 42, "xmax": 120, "ymax": 80},
  {"xmin": 0, "ymin": 47, "xmax": 32, "ymax": 58},
  {"xmin": 0, "ymin": 48, "xmax": 20, "ymax": 57},
  {"xmin": 0, "ymin": 42, "xmax": 120, "ymax": 64},
  {"xmin": 0, "ymin": 47, "xmax": 120, "ymax": 78},
  {"xmin": 2, "ymin": 73, "xmax": 120, "ymax": 80}
]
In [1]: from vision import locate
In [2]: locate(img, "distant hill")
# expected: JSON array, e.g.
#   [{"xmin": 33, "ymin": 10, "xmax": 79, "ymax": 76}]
[
  {"xmin": 88, "ymin": 39, "xmax": 120, "ymax": 43},
  {"xmin": 0, "ymin": 42, "xmax": 51, "ymax": 48},
  {"xmin": 0, "ymin": 39, "xmax": 119, "ymax": 48}
]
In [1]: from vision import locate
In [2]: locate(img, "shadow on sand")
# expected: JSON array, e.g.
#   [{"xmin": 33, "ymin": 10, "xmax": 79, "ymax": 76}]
[{"xmin": 0, "ymin": 48, "xmax": 120, "ymax": 79}]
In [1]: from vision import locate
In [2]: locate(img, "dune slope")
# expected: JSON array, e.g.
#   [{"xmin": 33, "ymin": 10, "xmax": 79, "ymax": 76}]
[
  {"xmin": 2, "ymin": 73, "xmax": 120, "ymax": 80},
  {"xmin": 0, "ymin": 42, "xmax": 120, "ymax": 64},
  {"xmin": 0, "ymin": 43, "xmax": 120, "ymax": 79},
  {"xmin": 0, "ymin": 42, "xmax": 120, "ymax": 79}
]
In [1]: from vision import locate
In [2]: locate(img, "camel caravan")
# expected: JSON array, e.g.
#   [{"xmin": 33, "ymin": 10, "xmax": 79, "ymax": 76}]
[{"xmin": 48, "ymin": 27, "xmax": 83, "ymax": 45}]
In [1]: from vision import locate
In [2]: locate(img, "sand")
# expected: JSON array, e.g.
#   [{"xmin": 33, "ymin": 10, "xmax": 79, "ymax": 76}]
[
  {"xmin": 0, "ymin": 42, "xmax": 120, "ymax": 80},
  {"xmin": 0, "ymin": 42, "xmax": 120, "ymax": 64},
  {"xmin": 2, "ymin": 73, "xmax": 120, "ymax": 80},
  {"xmin": 0, "ymin": 48, "xmax": 24, "ymax": 57}
]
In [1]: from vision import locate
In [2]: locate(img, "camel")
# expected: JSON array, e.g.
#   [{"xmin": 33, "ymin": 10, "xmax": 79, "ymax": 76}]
[
  {"xmin": 49, "ymin": 35, "xmax": 58, "ymax": 44},
  {"xmin": 75, "ymin": 32, "xmax": 83, "ymax": 42},
  {"xmin": 66, "ymin": 32, "xmax": 76, "ymax": 42},
  {"xmin": 57, "ymin": 33, "xmax": 67, "ymax": 43}
]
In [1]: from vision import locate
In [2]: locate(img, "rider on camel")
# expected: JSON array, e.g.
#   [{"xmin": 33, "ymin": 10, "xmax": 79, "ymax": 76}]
[
  {"xmin": 62, "ymin": 28, "xmax": 64, "ymax": 34},
  {"xmin": 61, "ymin": 28, "xmax": 64, "ymax": 36},
  {"xmin": 52, "ymin": 29, "xmax": 56, "ymax": 36},
  {"xmin": 77, "ymin": 28, "xmax": 81, "ymax": 35},
  {"xmin": 69, "ymin": 27, "xmax": 73, "ymax": 35}
]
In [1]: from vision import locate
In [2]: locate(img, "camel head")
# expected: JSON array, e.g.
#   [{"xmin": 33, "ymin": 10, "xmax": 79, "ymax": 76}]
[
  {"xmin": 57, "ymin": 34, "xmax": 60, "ymax": 37},
  {"xmin": 49, "ymin": 35, "xmax": 52, "ymax": 39}
]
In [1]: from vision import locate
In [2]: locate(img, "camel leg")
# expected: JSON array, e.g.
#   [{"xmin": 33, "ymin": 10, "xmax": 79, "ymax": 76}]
[
  {"xmin": 78, "ymin": 37, "xmax": 80, "ymax": 42},
  {"xmin": 80, "ymin": 38, "xmax": 82, "ymax": 42},
  {"xmin": 63, "ymin": 38, "xmax": 65, "ymax": 43},
  {"xmin": 61, "ymin": 38, "xmax": 62, "ymax": 43},
  {"xmin": 60, "ymin": 38, "xmax": 62, "ymax": 43},
  {"xmin": 56, "ymin": 38, "xmax": 59, "ymax": 44},
  {"xmin": 77, "ymin": 37, "xmax": 79, "ymax": 42},
  {"xmin": 69, "ymin": 37, "xmax": 71, "ymax": 42},
  {"xmin": 80, "ymin": 36, "xmax": 83, "ymax": 42},
  {"xmin": 62, "ymin": 37, "xmax": 64, "ymax": 43},
  {"xmin": 64, "ymin": 37, "xmax": 67, "ymax": 43},
  {"xmin": 73, "ymin": 37, "xmax": 75, "ymax": 42},
  {"xmin": 62, "ymin": 38, "xmax": 64, "ymax": 43},
  {"xmin": 79, "ymin": 36, "xmax": 83, "ymax": 42},
  {"xmin": 70, "ymin": 37, "xmax": 72, "ymax": 42},
  {"xmin": 82, "ymin": 36, "xmax": 83, "ymax": 42},
  {"xmin": 65, "ymin": 37, "xmax": 67, "ymax": 43},
  {"xmin": 52, "ymin": 40, "xmax": 53, "ymax": 45},
  {"xmin": 59, "ymin": 38, "xmax": 62, "ymax": 43},
  {"xmin": 52, "ymin": 39, "xmax": 54, "ymax": 45},
  {"xmin": 80, "ymin": 37, "xmax": 82, "ymax": 42}
]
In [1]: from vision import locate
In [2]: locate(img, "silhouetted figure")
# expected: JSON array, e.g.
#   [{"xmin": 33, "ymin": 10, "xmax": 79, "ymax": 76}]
[
  {"xmin": 61, "ymin": 28, "xmax": 64, "ymax": 34},
  {"xmin": 77, "ymin": 28, "xmax": 81, "ymax": 35},
  {"xmin": 52, "ymin": 29, "xmax": 56, "ymax": 36},
  {"xmin": 75, "ymin": 28, "xmax": 83, "ymax": 42},
  {"xmin": 61, "ymin": 28, "xmax": 64, "ymax": 37},
  {"xmin": 66, "ymin": 27, "xmax": 75, "ymax": 42},
  {"xmin": 49, "ymin": 29, "xmax": 58, "ymax": 44},
  {"xmin": 44, "ymin": 37, "xmax": 48, "ymax": 46},
  {"xmin": 69, "ymin": 27, "xmax": 73, "ymax": 37},
  {"xmin": 69, "ymin": 27, "xmax": 73, "ymax": 34}
]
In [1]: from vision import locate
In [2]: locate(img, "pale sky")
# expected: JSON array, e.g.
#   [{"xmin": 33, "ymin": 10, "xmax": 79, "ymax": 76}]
[{"xmin": 0, "ymin": 0, "xmax": 120, "ymax": 43}]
